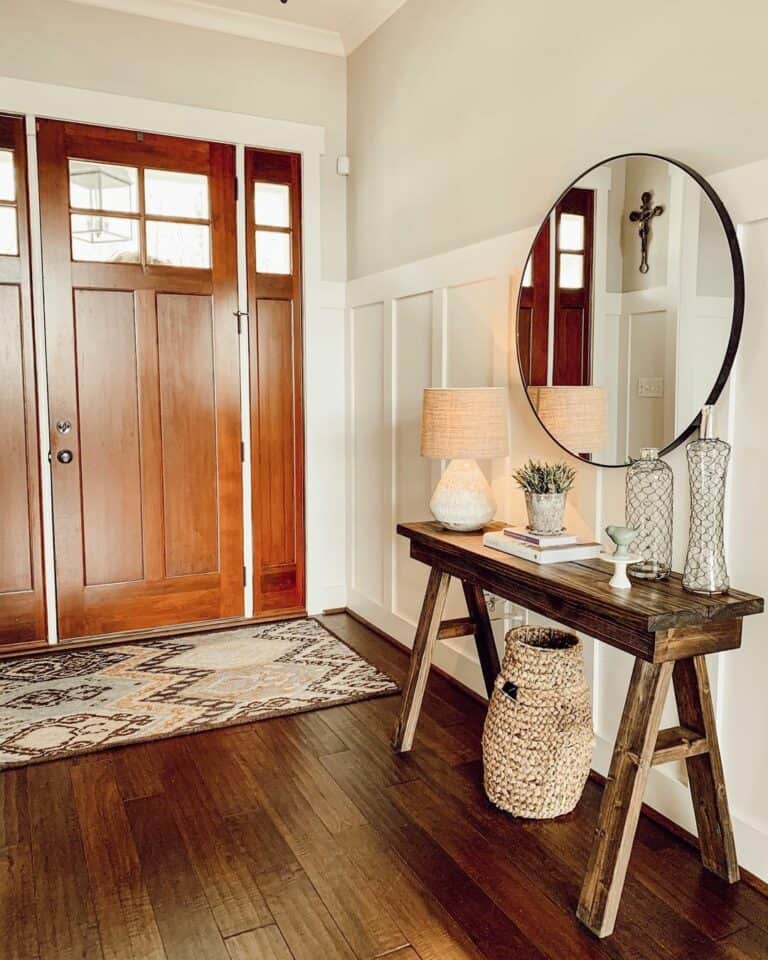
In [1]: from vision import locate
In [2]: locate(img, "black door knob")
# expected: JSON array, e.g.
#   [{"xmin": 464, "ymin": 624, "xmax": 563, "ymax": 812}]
[{"xmin": 57, "ymin": 450, "xmax": 74, "ymax": 464}]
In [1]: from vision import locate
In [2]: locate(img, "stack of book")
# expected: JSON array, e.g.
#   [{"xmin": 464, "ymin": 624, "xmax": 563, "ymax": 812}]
[{"xmin": 483, "ymin": 526, "xmax": 602, "ymax": 564}]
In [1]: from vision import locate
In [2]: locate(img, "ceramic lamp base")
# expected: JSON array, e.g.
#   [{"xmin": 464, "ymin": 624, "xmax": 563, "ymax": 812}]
[{"xmin": 429, "ymin": 458, "xmax": 496, "ymax": 532}]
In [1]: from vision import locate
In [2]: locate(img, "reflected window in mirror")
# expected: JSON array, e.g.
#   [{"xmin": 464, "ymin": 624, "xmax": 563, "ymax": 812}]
[{"xmin": 515, "ymin": 154, "xmax": 742, "ymax": 467}]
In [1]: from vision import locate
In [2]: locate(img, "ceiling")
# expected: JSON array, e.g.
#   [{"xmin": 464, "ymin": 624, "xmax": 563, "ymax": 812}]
[{"xmin": 68, "ymin": 0, "xmax": 408, "ymax": 55}]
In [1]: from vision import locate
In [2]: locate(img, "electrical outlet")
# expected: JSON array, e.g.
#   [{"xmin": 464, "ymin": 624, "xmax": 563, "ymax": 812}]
[{"xmin": 638, "ymin": 377, "xmax": 664, "ymax": 399}]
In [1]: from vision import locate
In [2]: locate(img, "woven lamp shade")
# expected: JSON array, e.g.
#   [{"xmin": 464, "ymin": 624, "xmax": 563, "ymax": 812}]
[
  {"xmin": 421, "ymin": 388, "xmax": 508, "ymax": 460},
  {"xmin": 527, "ymin": 386, "xmax": 607, "ymax": 454}
]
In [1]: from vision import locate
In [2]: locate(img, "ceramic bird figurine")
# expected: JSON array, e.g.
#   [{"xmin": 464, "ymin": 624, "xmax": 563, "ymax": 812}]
[
  {"xmin": 602, "ymin": 526, "xmax": 641, "ymax": 589},
  {"xmin": 606, "ymin": 525, "xmax": 639, "ymax": 559}
]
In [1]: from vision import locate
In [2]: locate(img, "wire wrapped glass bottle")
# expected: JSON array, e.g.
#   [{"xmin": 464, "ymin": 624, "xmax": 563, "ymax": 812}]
[
  {"xmin": 626, "ymin": 447, "xmax": 673, "ymax": 580},
  {"xmin": 683, "ymin": 407, "xmax": 730, "ymax": 595}
]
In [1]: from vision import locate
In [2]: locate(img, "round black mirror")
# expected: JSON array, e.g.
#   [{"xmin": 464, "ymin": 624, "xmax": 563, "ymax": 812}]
[{"xmin": 515, "ymin": 153, "xmax": 744, "ymax": 466}]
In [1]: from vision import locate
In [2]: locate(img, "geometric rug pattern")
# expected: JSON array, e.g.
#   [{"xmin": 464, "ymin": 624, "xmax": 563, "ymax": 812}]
[{"xmin": 0, "ymin": 618, "xmax": 399, "ymax": 769}]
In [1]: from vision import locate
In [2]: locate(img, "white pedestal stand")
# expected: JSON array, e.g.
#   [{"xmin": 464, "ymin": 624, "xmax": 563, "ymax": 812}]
[{"xmin": 600, "ymin": 553, "xmax": 642, "ymax": 590}]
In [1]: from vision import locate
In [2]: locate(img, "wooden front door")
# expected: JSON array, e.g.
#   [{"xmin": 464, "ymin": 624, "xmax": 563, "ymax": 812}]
[
  {"xmin": 0, "ymin": 115, "xmax": 46, "ymax": 648},
  {"xmin": 37, "ymin": 120, "xmax": 243, "ymax": 640},
  {"xmin": 246, "ymin": 148, "xmax": 305, "ymax": 615}
]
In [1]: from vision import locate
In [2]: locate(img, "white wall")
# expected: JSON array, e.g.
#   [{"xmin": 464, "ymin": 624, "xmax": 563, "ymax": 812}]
[
  {"xmin": 348, "ymin": 0, "xmax": 768, "ymax": 278},
  {"xmin": 345, "ymin": 155, "xmax": 768, "ymax": 883},
  {"xmin": 0, "ymin": 0, "xmax": 347, "ymax": 280}
]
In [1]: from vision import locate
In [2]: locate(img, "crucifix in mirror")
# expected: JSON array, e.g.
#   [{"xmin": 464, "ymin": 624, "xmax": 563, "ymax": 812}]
[{"xmin": 629, "ymin": 191, "xmax": 664, "ymax": 273}]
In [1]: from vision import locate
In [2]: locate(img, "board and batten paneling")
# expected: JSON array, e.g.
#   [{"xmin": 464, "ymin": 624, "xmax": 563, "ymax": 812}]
[{"xmin": 346, "ymin": 156, "xmax": 768, "ymax": 882}]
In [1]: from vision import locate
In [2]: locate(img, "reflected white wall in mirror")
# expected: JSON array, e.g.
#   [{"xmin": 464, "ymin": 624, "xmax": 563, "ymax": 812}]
[{"xmin": 516, "ymin": 154, "xmax": 740, "ymax": 466}]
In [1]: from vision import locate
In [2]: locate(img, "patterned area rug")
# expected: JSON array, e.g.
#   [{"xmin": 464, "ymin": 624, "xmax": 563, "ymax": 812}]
[{"xmin": 0, "ymin": 619, "xmax": 398, "ymax": 769}]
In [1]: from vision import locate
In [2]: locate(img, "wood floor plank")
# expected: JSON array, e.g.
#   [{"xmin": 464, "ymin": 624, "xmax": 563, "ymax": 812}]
[
  {"xmin": 289, "ymin": 828, "xmax": 407, "ymax": 959},
  {"xmin": 257, "ymin": 862, "xmax": 357, "ymax": 960},
  {"xmin": 0, "ymin": 767, "xmax": 30, "ymax": 849},
  {"xmin": 385, "ymin": 950, "xmax": 422, "ymax": 960},
  {"xmin": 27, "ymin": 760, "xmax": 103, "ymax": 960},
  {"xmin": 389, "ymin": 776, "xmax": 609, "ymax": 960},
  {"xmin": 126, "ymin": 793, "xmax": 230, "ymax": 960},
  {"xmin": 317, "ymin": 705, "xmax": 418, "ymax": 788},
  {"xmin": 254, "ymin": 721, "xmax": 368, "ymax": 835},
  {"xmin": 111, "ymin": 743, "xmax": 165, "ymax": 801},
  {"xmin": 283, "ymin": 710, "xmax": 348, "ymax": 758},
  {"xmin": 339, "ymin": 823, "xmax": 484, "ymax": 960},
  {"xmin": 71, "ymin": 757, "xmax": 165, "ymax": 960},
  {"xmin": 349, "ymin": 695, "xmax": 480, "ymax": 767},
  {"xmin": 186, "ymin": 727, "xmax": 267, "ymax": 818},
  {"xmin": 0, "ymin": 844, "xmax": 40, "ymax": 960},
  {"xmin": 722, "ymin": 922, "xmax": 768, "ymax": 959},
  {"xmin": 225, "ymin": 925, "xmax": 294, "ymax": 960},
  {"xmin": 236, "ymin": 728, "xmax": 407, "ymax": 959},
  {"xmin": 321, "ymin": 750, "xmax": 546, "ymax": 960},
  {"xmin": 155, "ymin": 739, "xmax": 273, "ymax": 938},
  {"xmin": 225, "ymin": 807, "xmax": 299, "ymax": 877}
]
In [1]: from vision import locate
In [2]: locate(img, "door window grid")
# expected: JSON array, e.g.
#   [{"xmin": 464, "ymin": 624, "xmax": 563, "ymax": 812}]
[
  {"xmin": 254, "ymin": 181, "xmax": 292, "ymax": 275},
  {"xmin": 557, "ymin": 211, "xmax": 585, "ymax": 289},
  {"xmin": 0, "ymin": 149, "xmax": 19, "ymax": 256},
  {"xmin": 67, "ymin": 159, "xmax": 212, "ymax": 268}
]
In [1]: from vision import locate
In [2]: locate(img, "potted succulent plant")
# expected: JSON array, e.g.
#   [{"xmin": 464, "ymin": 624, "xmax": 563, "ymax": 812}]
[{"xmin": 512, "ymin": 459, "xmax": 576, "ymax": 535}]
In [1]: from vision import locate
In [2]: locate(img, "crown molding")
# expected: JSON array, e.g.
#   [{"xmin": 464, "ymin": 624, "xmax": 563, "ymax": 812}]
[{"xmin": 66, "ymin": 0, "xmax": 347, "ymax": 57}]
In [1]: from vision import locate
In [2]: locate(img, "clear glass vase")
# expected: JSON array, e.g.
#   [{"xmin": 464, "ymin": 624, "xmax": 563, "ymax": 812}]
[
  {"xmin": 683, "ymin": 420, "xmax": 730, "ymax": 595},
  {"xmin": 626, "ymin": 447, "xmax": 673, "ymax": 580}
]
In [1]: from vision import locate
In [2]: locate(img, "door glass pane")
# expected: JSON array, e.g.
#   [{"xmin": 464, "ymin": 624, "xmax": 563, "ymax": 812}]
[
  {"xmin": 255, "ymin": 182, "xmax": 290, "ymax": 228},
  {"xmin": 145, "ymin": 169, "xmax": 209, "ymax": 219},
  {"xmin": 559, "ymin": 252, "xmax": 584, "ymax": 289},
  {"xmin": 71, "ymin": 214, "xmax": 140, "ymax": 263},
  {"xmin": 69, "ymin": 160, "xmax": 139, "ymax": 213},
  {"xmin": 256, "ymin": 230, "xmax": 291, "ymax": 274},
  {"xmin": 0, "ymin": 150, "xmax": 15, "ymax": 202},
  {"xmin": 559, "ymin": 213, "xmax": 584, "ymax": 251},
  {"xmin": 0, "ymin": 207, "xmax": 18, "ymax": 256},
  {"xmin": 146, "ymin": 220, "xmax": 211, "ymax": 268}
]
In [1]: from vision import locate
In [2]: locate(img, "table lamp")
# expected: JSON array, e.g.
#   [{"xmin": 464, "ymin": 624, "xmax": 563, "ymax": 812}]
[{"xmin": 421, "ymin": 387, "xmax": 508, "ymax": 531}]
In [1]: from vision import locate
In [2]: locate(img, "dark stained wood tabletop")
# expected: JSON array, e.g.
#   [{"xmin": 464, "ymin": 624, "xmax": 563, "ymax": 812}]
[{"xmin": 398, "ymin": 522, "xmax": 764, "ymax": 661}]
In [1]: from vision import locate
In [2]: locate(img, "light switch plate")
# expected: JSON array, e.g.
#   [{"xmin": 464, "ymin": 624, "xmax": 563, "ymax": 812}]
[{"xmin": 638, "ymin": 377, "xmax": 664, "ymax": 398}]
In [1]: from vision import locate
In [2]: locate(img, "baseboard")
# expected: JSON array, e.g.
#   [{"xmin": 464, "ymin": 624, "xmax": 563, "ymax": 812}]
[{"xmin": 344, "ymin": 605, "xmax": 768, "ymax": 895}]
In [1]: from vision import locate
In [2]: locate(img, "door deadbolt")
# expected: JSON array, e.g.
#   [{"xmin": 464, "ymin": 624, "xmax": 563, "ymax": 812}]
[
  {"xmin": 56, "ymin": 419, "xmax": 72, "ymax": 434},
  {"xmin": 57, "ymin": 449, "xmax": 74, "ymax": 464}
]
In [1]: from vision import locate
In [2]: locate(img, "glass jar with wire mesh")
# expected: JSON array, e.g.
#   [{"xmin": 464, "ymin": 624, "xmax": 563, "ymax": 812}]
[
  {"xmin": 682, "ymin": 412, "xmax": 730, "ymax": 595},
  {"xmin": 626, "ymin": 448, "xmax": 673, "ymax": 580}
]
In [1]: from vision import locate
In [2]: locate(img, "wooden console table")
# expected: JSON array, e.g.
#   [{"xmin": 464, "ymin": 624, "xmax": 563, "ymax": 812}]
[{"xmin": 392, "ymin": 521, "xmax": 764, "ymax": 938}]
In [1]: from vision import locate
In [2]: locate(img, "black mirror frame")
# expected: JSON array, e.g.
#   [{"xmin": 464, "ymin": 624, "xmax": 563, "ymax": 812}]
[{"xmin": 514, "ymin": 152, "xmax": 745, "ymax": 468}]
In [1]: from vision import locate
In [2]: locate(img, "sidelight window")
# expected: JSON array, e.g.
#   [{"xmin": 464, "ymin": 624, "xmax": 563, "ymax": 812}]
[
  {"xmin": 67, "ymin": 159, "xmax": 211, "ymax": 268},
  {"xmin": 0, "ymin": 149, "xmax": 19, "ymax": 256},
  {"xmin": 557, "ymin": 212, "xmax": 586, "ymax": 289},
  {"xmin": 254, "ymin": 181, "xmax": 292, "ymax": 274}
]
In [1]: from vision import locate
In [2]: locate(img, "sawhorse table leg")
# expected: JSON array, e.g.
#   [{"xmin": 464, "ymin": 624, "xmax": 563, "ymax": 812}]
[
  {"xmin": 577, "ymin": 654, "xmax": 738, "ymax": 938},
  {"xmin": 392, "ymin": 568, "xmax": 500, "ymax": 752}
]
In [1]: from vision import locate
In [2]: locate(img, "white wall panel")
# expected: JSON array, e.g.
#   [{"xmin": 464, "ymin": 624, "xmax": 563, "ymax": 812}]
[
  {"xmin": 393, "ymin": 293, "xmax": 433, "ymax": 624},
  {"xmin": 351, "ymin": 301, "xmax": 390, "ymax": 606}
]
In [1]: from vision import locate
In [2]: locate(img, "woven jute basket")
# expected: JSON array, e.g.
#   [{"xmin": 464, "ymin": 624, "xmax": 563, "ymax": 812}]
[{"xmin": 482, "ymin": 625, "xmax": 594, "ymax": 819}]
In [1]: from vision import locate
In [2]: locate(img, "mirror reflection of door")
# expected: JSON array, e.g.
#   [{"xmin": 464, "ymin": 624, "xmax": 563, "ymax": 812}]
[
  {"xmin": 553, "ymin": 188, "xmax": 594, "ymax": 386},
  {"xmin": 518, "ymin": 189, "xmax": 595, "ymax": 388}
]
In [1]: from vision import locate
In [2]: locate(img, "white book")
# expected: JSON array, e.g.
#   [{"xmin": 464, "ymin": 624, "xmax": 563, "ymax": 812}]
[
  {"xmin": 483, "ymin": 531, "xmax": 602, "ymax": 565},
  {"xmin": 502, "ymin": 526, "xmax": 578, "ymax": 547}
]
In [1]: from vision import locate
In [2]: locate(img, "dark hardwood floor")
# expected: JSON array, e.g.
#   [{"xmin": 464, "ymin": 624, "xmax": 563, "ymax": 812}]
[{"xmin": 2, "ymin": 612, "xmax": 767, "ymax": 959}]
